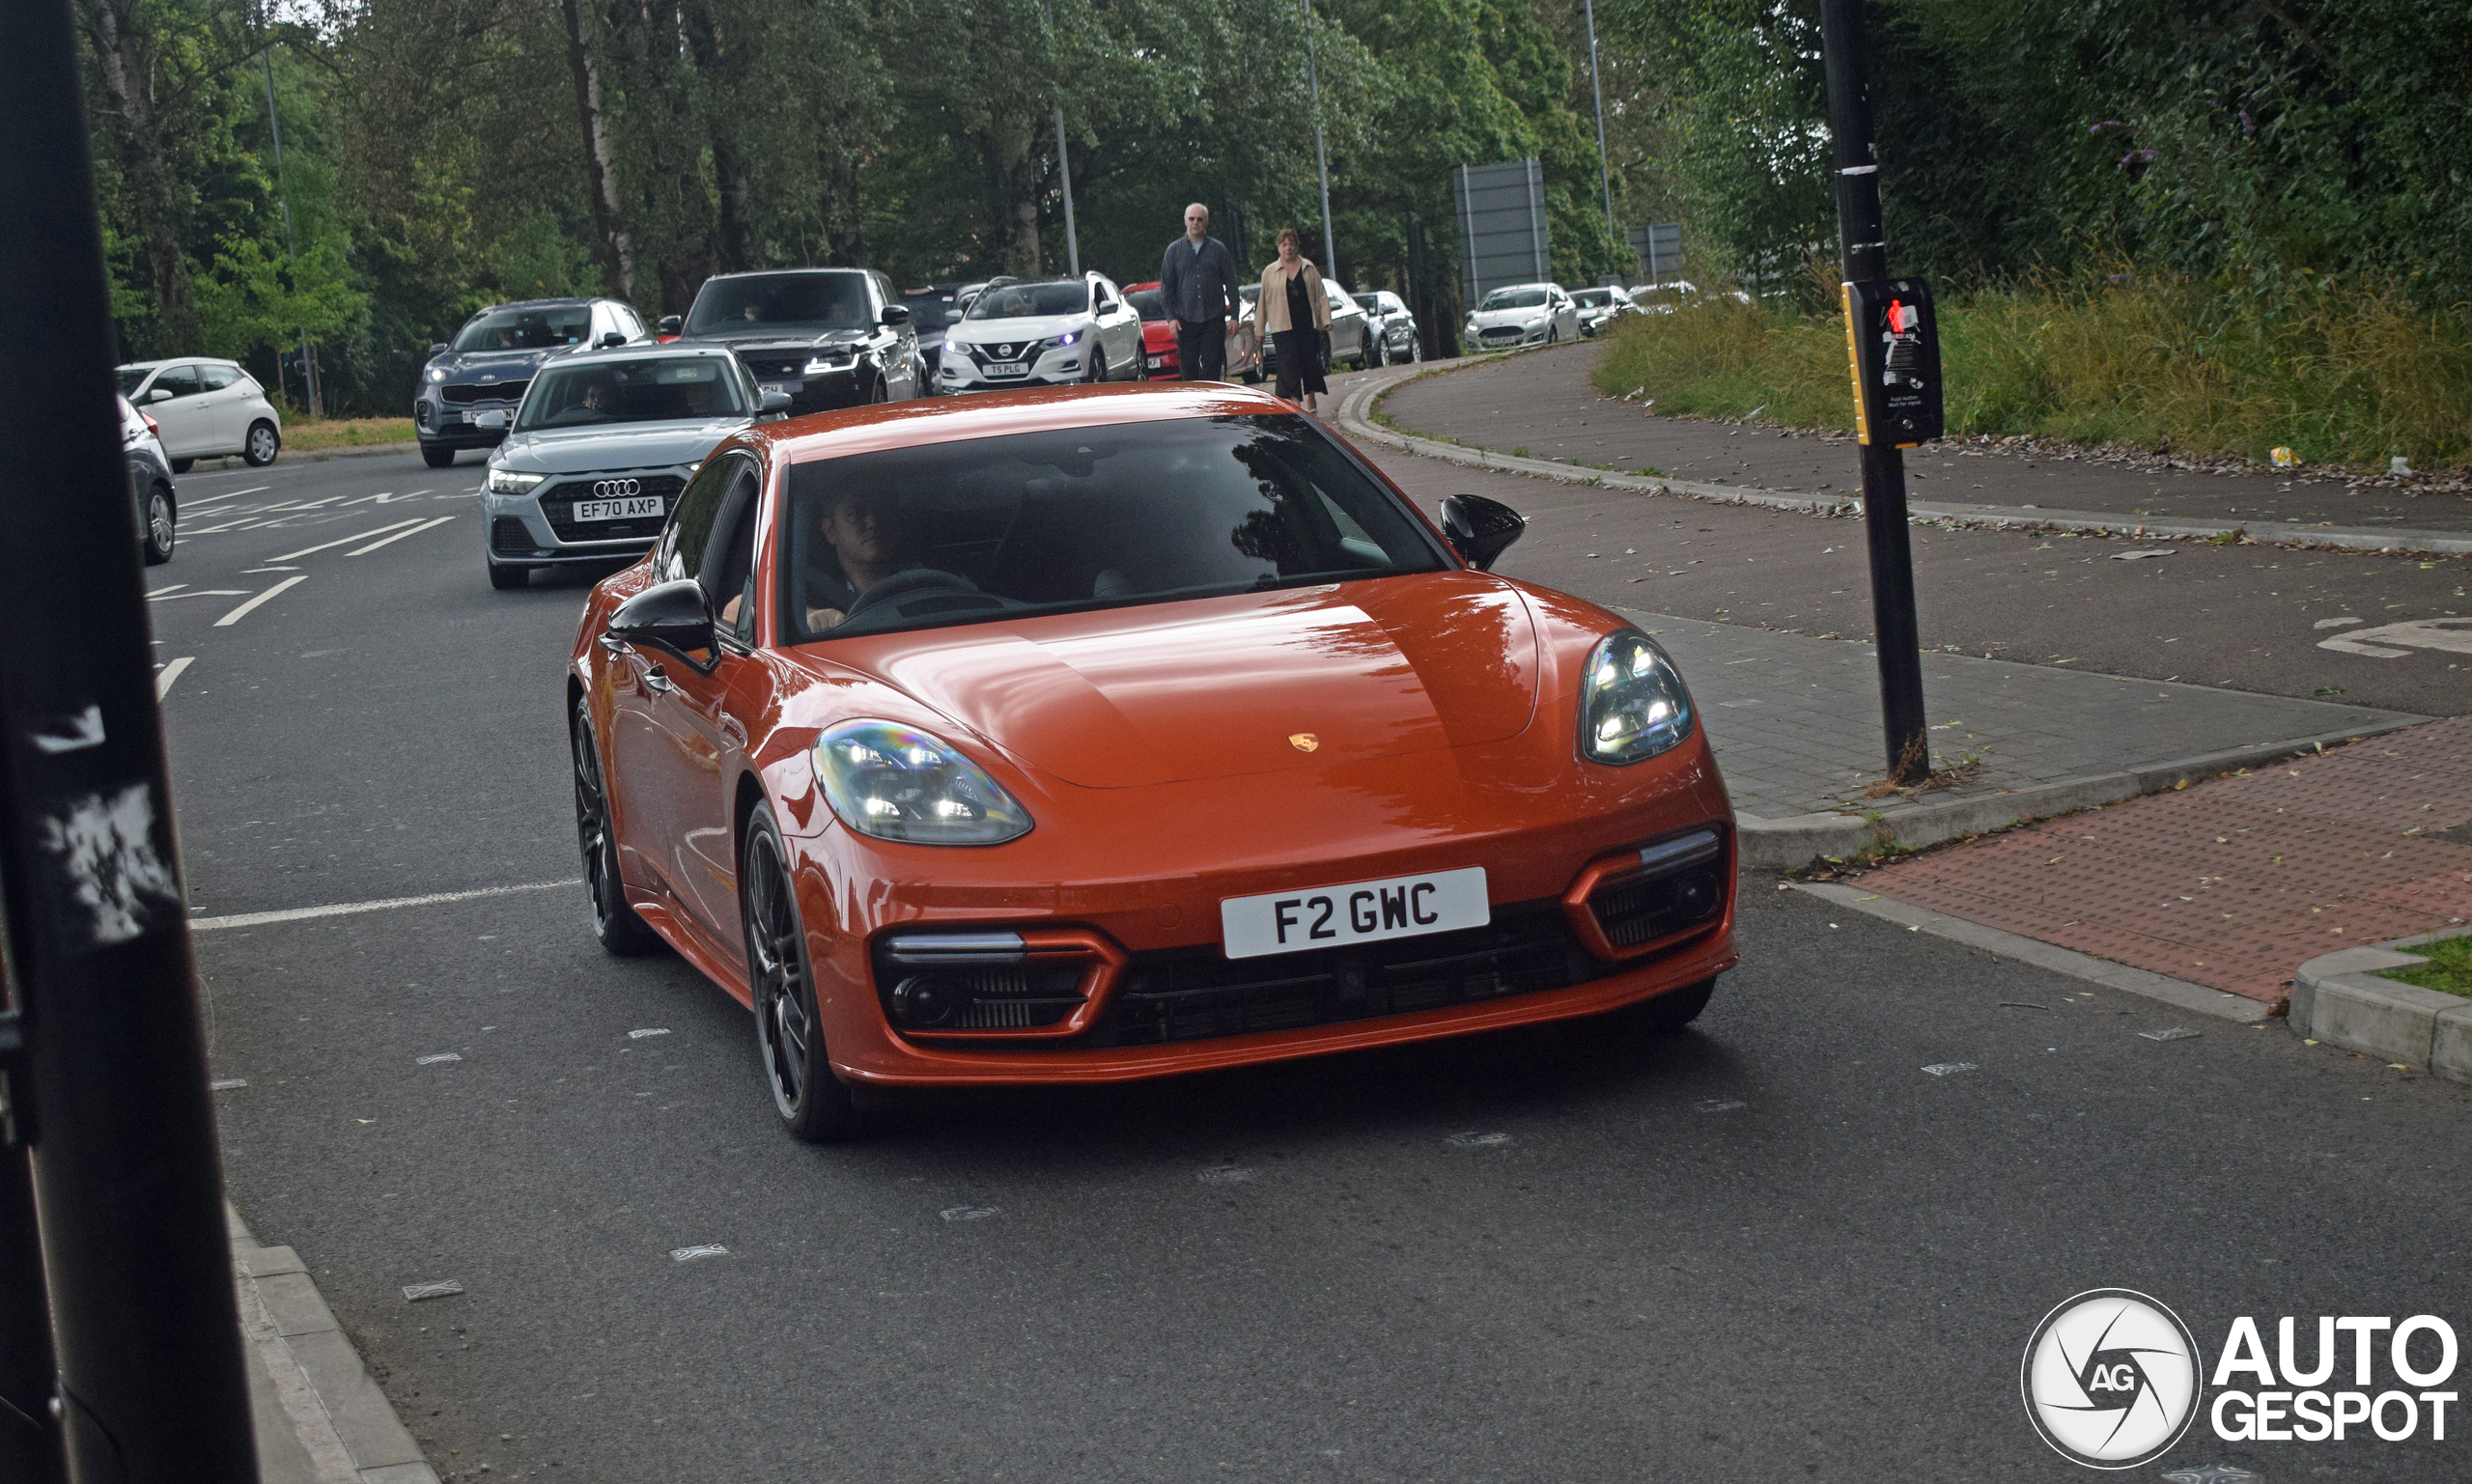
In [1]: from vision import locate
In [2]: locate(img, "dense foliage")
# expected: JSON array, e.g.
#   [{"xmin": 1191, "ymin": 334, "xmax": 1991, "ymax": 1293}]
[
  {"xmin": 76, "ymin": 0, "xmax": 1626, "ymax": 414},
  {"xmin": 1601, "ymin": 0, "xmax": 2472, "ymax": 302}
]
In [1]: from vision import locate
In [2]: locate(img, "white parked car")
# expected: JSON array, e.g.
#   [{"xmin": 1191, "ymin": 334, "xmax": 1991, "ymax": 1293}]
[
  {"xmin": 1463, "ymin": 283, "xmax": 1580, "ymax": 351},
  {"xmin": 115, "ymin": 357, "xmax": 284, "ymax": 471},
  {"xmin": 1571, "ymin": 286, "xmax": 1641, "ymax": 337},
  {"xmin": 939, "ymin": 273, "xmax": 1143, "ymax": 392}
]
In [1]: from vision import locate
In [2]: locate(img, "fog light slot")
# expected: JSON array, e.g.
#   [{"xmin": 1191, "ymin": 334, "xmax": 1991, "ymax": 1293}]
[{"xmin": 872, "ymin": 929, "xmax": 1125, "ymax": 1037}]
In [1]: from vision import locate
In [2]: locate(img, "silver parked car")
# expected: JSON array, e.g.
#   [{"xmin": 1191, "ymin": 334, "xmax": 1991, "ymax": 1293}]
[
  {"xmin": 115, "ymin": 358, "xmax": 283, "ymax": 472},
  {"xmin": 1571, "ymin": 286, "xmax": 1640, "ymax": 337},
  {"xmin": 481, "ymin": 345, "xmax": 786, "ymax": 590},
  {"xmin": 1463, "ymin": 283, "xmax": 1581, "ymax": 350},
  {"xmin": 1358, "ymin": 289, "xmax": 1423, "ymax": 366}
]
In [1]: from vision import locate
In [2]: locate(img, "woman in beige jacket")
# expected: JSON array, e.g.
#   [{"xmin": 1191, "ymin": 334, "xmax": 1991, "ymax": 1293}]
[{"xmin": 1255, "ymin": 227, "xmax": 1332, "ymax": 411}]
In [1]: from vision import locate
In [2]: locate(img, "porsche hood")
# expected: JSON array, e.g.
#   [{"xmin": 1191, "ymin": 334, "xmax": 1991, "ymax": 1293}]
[{"xmin": 825, "ymin": 575, "xmax": 1542, "ymax": 789}]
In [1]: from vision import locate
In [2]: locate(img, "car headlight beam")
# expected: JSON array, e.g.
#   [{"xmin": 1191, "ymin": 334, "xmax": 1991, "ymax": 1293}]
[
  {"xmin": 427, "ymin": 367, "xmax": 447, "ymax": 383},
  {"xmin": 485, "ymin": 468, "xmax": 546, "ymax": 494},
  {"xmin": 812, "ymin": 720, "xmax": 1033, "ymax": 846},
  {"xmin": 1579, "ymin": 630, "xmax": 1694, "ymax": 766}
]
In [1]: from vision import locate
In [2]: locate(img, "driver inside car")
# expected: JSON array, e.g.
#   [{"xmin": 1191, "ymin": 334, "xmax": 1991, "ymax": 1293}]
[{"xmin": 801, "ymin": 485, "xmax": 909, "ymax": 630}]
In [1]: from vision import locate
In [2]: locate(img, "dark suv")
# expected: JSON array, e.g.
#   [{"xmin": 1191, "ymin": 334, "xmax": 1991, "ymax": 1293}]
[
  {"xmin": 663, "ymin": 268, "xmax": 924, "ymax": 413},
  {"xmin": 414, "ymin": 297, "xmax": 650, "ymax": 468}
]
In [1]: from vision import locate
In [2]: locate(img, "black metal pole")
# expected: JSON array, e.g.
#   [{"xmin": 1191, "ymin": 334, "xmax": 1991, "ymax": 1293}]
[
  {"xmin": 0, "ymin": 1134, "xmax": 67, "ymax": 1484},
  {"xmin": 0, "ymin": 3, "xmax": 262, "ymax": 1480},
  {"xmin": 1820, "ymin": 0, "xmax": 1929, "ymax": 784}
]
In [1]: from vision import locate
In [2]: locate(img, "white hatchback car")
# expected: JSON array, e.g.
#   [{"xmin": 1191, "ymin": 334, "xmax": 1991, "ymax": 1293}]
[
  {"xmin": 1464, "ymin": 283, "xmax": 1581, "ymax": 351},
  {"xmin": 939, "ymin": 273, "xmax": 1143, "ymax": 392},
  {"xmin": 115, "ymin": 358, "xmax": 284, "ymax": 471}
]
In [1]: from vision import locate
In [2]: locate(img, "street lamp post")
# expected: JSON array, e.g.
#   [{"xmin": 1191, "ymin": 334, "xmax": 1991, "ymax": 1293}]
[
  {"xmin": 1055, "ymin": 104, "xmax": 1080, "ymax": 277},
  {"xmin": 259, "ymin": 14, "xmax": 320, "ymax": 417},
  {"xmin": 1303, "ymin": 0, "xmax": 1336, "ymax": 280},
  {"xmin": 1584, "ymin": 0, "xmax": 1615, "ymax": 250}
]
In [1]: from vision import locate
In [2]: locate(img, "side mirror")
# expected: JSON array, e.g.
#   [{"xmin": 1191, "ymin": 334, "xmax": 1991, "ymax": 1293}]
[
  {"xmin": 657, "ymin": 316, "xmax": 683, "ymax": 337},
  {"xmin": 607, "ymin": 578, "xmax": 716, "ymax": 669},
  {"xmin": 881, "ymin": 304, "xmax": 912, "ymax": 326},
  {"xmin": 759, "ymin": 389, "xmax": 793, "ymax": 413},
  {"xmin": 143, "ymin": 386, "xmax": 171, "ymax": 403},
  {"xmin": 1438, "ymin": 493, "xmax": 1526, "ymax": 571},
  {"xmin": 600, "ymin": 331, "xmax": 627, "ymax": 348},
  {"xmin": 429, "ymin": 343, "xmax": 449, "ymax": 357}
]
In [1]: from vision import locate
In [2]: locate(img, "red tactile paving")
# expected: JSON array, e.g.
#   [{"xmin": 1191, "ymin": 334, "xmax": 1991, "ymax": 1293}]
[{"xmin": 1858, "ymin": 715, "xmax": 2472, "ymax": 1004}]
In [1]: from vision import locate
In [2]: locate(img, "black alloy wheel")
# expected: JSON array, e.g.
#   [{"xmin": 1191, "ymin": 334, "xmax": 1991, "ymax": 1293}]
[
  {"xmin": 242, "ymin": 420, "xmax": 281, "ymax": 466},
  {"xmin": 572, "ymin": 694, "xmax": 663, "ymax": 956},
  {"xmin": 142, "ymin": 486, "xmax": 175, "ymax": 565},
  {"xmin": 1366, "ymin": 329, "xmax": 1388, "ymax": 370},
  {"xmin": 422, "ymin": 443, "xmax": 458, "ymax": 469},
  {"xmin": 1547, "ymin": 324, "xmax": 1560, "ymax": 346},
  {"xmin": 1409, "ymin": 332, "xmax": 1424, "ymax": 363},
  {"xmin": 743, "ymin": 804, "xmax": 864, "ymax": 1142}
]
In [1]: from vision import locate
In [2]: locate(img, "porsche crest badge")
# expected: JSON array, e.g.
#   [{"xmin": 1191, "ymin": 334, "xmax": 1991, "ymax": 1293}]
[{"xmin": 1288, "ymin": 733, "xmax": 1319, "ymax": 753}]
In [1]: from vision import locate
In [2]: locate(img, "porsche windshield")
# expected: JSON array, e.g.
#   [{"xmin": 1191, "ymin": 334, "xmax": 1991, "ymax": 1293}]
[
  {"xmin": 783, "ymin": 415, "xmax": 1447, "ymax": 641},
  {"xmin": 516, "ymin": 356, "xmax": 744, "ymax": 430}
]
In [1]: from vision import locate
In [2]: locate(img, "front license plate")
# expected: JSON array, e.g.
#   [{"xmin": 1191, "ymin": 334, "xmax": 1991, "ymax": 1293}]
[
  {"xmin": 984, "ymin": 361, "xmax": 1027, "ymax": 378},
  {"xmin": 1146, "ymin": 356, "xmax": 1165, "ymax": 369},
  {"xmin": 573, "ymin": 495, "xmax": 665, "ymax": 521},
  {"xmin": 762, "ymin": 380, "xmax": 801, "ymax": 398},
  {"xmin": 1220, "ymin": 867, "xmax": 1488, "ymax": 961}
]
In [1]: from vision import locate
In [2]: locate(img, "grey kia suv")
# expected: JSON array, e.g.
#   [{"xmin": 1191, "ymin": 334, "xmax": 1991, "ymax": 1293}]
[{"xmin": 415, "ymin": 296, "xmax": 651, "ymax": 468}]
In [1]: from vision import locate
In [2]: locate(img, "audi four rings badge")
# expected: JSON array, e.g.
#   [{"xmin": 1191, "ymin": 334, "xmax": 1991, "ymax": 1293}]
[{"xmin": 592, "ymin": 479, "xmax": 642, "ymax": 498}]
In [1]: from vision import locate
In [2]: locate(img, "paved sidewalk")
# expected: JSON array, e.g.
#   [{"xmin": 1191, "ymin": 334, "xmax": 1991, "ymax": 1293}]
[
  {"xmin": 1380, "ymin": 344, "xmax": 2472, "ymax": 542},
  {"xmin": 1853, "ymin": 715, "xmax": 2472, "ymax": 1004},
  {"xmin": 1640, "ymin": 613, "xmax": 2422, "ymax": 825}
]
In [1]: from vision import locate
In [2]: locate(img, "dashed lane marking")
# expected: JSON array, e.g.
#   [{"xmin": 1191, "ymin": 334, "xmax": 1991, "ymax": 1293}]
[
  {"xmin": 348, "ymin": 516, "xmax": 455, "ymax": 555},
  {"xmin": 154, "ymin": 657, "xmax": 193, "ymax": 698},
  {"xmin": 270, "ymin": 519, "xmax": 424, "ymax": 561},
  {"xmin": 188, "ymin": 879, "xmax": 582, "ymax": 932},
  {"xmin": 213, "ymin": 574, "xmax": 308, "ymax": 627}
]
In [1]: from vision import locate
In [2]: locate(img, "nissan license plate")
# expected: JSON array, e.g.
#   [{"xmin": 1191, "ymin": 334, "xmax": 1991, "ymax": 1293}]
[
  {"xmin": 762, "ymin": 380, "xmax": 801, "ymax": 399},
  {"xmin": 984, "ymin": 361, "xmax": 1028, "ymax": 378},
  {"xmin": 1219, "ymin": 867, "xmax": 1488, "ymax": 961},
  {"xmin": 573, "ymin": 495, "xmax": 665, "ymax": 522}
]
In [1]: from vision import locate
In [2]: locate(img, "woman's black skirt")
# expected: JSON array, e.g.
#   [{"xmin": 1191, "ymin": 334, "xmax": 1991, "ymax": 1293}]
[{"xmin": 1273, "ymin": 328, "xmax": 1328, "ymax": 401}]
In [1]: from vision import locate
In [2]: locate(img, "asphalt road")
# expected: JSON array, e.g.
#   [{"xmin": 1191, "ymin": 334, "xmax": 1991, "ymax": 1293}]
[{"xmin": 171, "ymin": 442, "xmax": 2472, "ymax": 1483}]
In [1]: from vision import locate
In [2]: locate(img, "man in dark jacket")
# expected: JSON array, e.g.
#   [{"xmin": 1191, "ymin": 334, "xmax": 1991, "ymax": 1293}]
[{"xmin": 1158, "ymin": 203, "xmax": 1243, "ymax": 381}]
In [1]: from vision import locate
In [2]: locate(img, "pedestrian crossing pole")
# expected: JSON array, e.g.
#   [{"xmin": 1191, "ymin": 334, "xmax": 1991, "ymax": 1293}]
[
  {"xmin": 1819, "ymin": 0, "xmax": 1931, "ymax": 785},
  {"xmin": 0, "ymin": 2, "xmax": 262, "ymax": 1478}
]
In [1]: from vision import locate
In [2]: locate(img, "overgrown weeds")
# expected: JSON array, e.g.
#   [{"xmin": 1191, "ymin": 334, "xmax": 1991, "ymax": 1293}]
[{"xmin": 1594, "ymin": 268, "xmax": 2472, "ymax": 469}]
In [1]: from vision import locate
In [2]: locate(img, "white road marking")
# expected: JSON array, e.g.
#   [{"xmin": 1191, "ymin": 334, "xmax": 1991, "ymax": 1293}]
[
  {"xmin": 415, "ymin": 1052, "xmax": 464, "ymax": 1065},
  {"xmin": 154, "ymin": 657, "xmax": 194, "ymax": 698},
  {"xmin": 210, "ymin": 1078, "xmax": 247, "ymax": 1090},
  {"xmin": 150, "ymin": 589, "xmax": 247, "ymax": 602},
  {"xmin": 2318, "ymin": 617, "xmax": 2472, "ymax": 659},
  {"xmin": 241, "ymin": 566, "xmax": 301, "ymax": 574},
  {"xmin": 670, "ymin": 1245, "xmax": 730, "ymax": 1262},
  {"xmin": 188, "ymin": 879, "xmax": 581, "ymax": 932},
  {"xmin": 348, "ymin": 516, "xmax": 455, "ymax": 555},
  {"xmin": 270, "ymin": 519, "xmax": 422, "ymax": 561},
  {"xmin": 285, "ymin": 496, "xmax": 347, "ymax": 510},
  {"xmin": 337, "ymin": 490, "xmax": 412, "ymax": 506},
  {"xmin": 179, "ymin": 491, "xmax": 248, "ymax": 510},
  {"xmin": 147, "ymin": 583, "xmax": 187, "ymax": 597},
  {"xmin": 213, "ymin": 574, "xmax": 308, "ymax": 627}
]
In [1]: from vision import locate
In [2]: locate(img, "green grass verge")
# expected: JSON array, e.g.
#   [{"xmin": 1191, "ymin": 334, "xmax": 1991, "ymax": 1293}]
[
  {"xmin": 1591, "ymin": 273, "xmax": 2472, "ymax": 469},
  {"xmin": 285, "ymin": 417, "xmax": 417, "ymax": 451},
  {"xmin": 2382, "ymin": 936, "xmax": 2472, "ymax": 998}
]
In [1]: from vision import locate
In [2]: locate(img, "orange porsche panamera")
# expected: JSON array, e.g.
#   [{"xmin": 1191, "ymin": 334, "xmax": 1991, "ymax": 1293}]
[{"xmin": 568, "ymin": 381, "xmax": 1736, "ymax": 1140}]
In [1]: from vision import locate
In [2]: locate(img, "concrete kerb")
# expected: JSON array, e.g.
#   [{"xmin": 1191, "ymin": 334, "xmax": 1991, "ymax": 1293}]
[
  {"xmin": 2290, "ymin": 927, "xmax": 2472, "ymax": 1083},
  {"xmin": 1792, "ymin": 880, "xmax": 2271, "ymax": 1024},
  {"xmin": 1734, "ymin": 717, "xmax": 2432, "ymax": 873},
  {"xmin": 1334, "ymin": 362, "xmax": 2472, "ymax": 558},
  {"xmin": 231, "ymin": 1203, "xmax": 440, "ymax": 1484}
]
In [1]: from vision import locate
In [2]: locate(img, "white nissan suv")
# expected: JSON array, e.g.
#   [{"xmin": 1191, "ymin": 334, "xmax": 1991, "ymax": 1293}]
[{"xmin": 939, "ymin": 273, "xmax": 1143, "ymax": 392}]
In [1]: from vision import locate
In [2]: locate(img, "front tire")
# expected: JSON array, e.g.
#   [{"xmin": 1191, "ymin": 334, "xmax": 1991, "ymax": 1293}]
[
  {"xmin": 242, "ymin": 420, "xmax": 281, "ymax": 466},
  {"xmin": 744, "ymin": 804, "xmax": 864, "ymax": 1143},
  {"xmin": 1624, "ymin": 977, "xmax": 1715, "ymax": 1034},
  {"xmin": 1366, "ymin": 331, "xmax": 1388, "ymax": 370},
  {"xmin": 142, "ymin": 485, "xmax": 175, "ymax": 564},
  {"xmin": 422, "ymin": 443, "xmax": 458, "ymax": 469},
  {"xmin": 572, "ymin": 695, "xmax": 664, "ymax": 956}
]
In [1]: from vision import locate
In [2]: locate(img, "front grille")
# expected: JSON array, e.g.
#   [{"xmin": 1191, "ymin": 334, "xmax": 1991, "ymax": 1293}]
[
  {"xmin": 537, "ymin": 475, "xmax": 684, "ymax": 544},
  {"xmin": 442, "ymin": 379, "xmax": 529, "ymax": 405},
  {"xmin": 1479, "ymin": 326, "xmax": 1523, "ymax": 342},
  {"xmin": 490, "ymin": 518, "xmax": 535, "ymax": 556},
  {"xmin": 742, "ymin": 355, "xmax": 805, "ymax": 379},
  {"xmin": 1091, "ymin": 903, "xmax": 1606, "ymax": 1049}
]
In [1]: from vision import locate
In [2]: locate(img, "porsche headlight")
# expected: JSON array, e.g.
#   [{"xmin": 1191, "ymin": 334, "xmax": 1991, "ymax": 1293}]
[
  {"xmin": 1580, "ymin": 630, "xmax": 1694, "ymax": 765},
  {"xmin": 811, "ymin": 720, "xmax": 1032, "ymax": 846},
  {"xmin": 486, "ymin": 467, "xmax": 546, "ymax": 494}
]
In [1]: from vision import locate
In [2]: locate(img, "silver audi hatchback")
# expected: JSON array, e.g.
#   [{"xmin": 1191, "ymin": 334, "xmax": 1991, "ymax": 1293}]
[{"xmin": 480, "ymin": 344, "xmax": 786, "ymax": 590}]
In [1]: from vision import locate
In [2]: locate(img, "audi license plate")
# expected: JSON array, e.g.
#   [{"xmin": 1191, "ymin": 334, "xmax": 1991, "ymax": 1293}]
[
  {"xmin": 573, "ymin": 495, "xmax": 664, "ymax": 522},
  {"xmin": 1219, "ymin": 867, "xmax": 1488, "ymax": 961},
  {"xmin": 984, "ymin": 362, "xmax": 1028, "ymax": 378}
]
